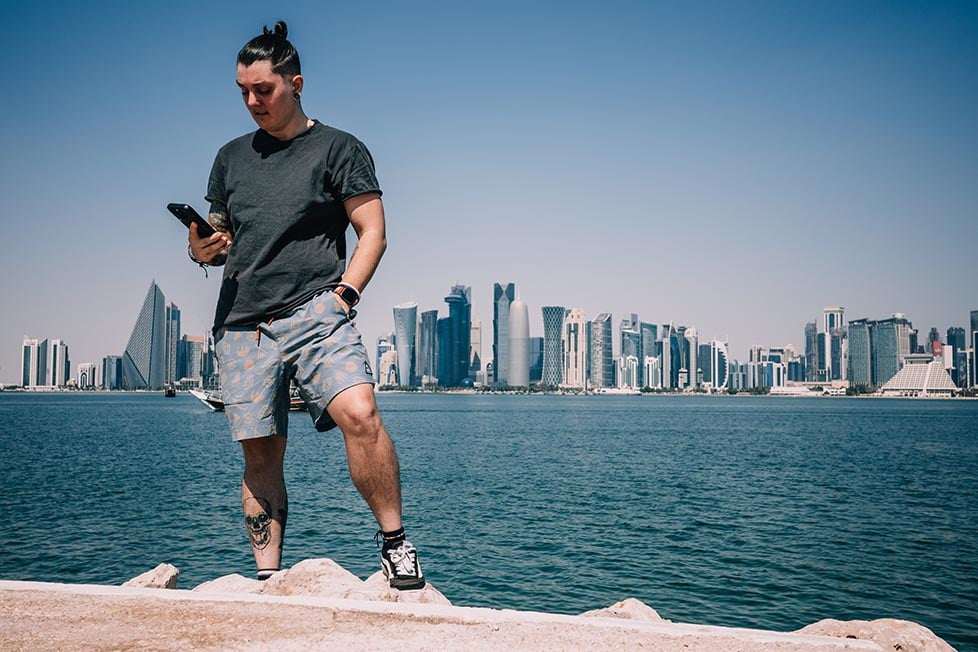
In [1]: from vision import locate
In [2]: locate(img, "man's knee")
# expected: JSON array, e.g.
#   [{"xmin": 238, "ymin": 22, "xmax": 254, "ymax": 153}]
[
  {"xmin": 332, "ymin": 388, "xmax": 383, "ymax": 438},
  {"xmin": 241, "ymin": 435, "xmax": 286, "ymax": 472}
]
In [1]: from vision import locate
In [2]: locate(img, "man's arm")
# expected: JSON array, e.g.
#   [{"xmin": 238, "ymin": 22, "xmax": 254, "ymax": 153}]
[{"xmin": 337, "ymin": 192, "xmax": 386, "ymax": 308}]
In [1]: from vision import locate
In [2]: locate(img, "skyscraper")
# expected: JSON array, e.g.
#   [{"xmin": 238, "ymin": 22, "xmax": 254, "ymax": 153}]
[
  {"xmin": 529, "ymin": 337, "xmax": 543, "ymax": 383},
  {"xmin": 541, "ymin": 306, "xmax": 566, "ymax": 387},
  {"xmin": 659, "ymin": 324, "xmax": 673, "ymax": 390},
  {"xmin": 699, "ymin": 343, "xmax": 712, "ymax": 386},
  {"xmin": 181, "ymin": 335, "xmax": 206, "ymax": 380},
  {"xmin": 710, "ymin": 340, "xmax": 729, "ymax": 391},
  {"xmin": 847, "ymin": 319, "xmax": 873, "ymax": 387},
  {"xmin": 672, "ymin": 326, "xmax": 687, "ymax": 388},
  {"xmin": 443, "ymin": 285, "xmax": 472, "ymax": 386},
  {"xmin": 508, "ymin": 297, "xmax": 530, "ymax": 387},
  {"xmin": 620, "ymin": 319, "xmax": 641, "ymax": 386},
  {"xmin": 947, "ymin": 326, "xmax": 967, "ymax": 387},
  {"xmin": 562, "ymin": 308, "xmax": 588, "ymax": 389},
  {"xmin": 122, "ymin": 281, "xmax": 169, "ymax": 389},
  {"xmin": 393, "ymin": 302, "xmax": 418, "ymax": 386},
  {"xmin": 804, "ymin": 321, "xmax": 818, "ymax": 381},
  {"xmin": 685, "ymin": 326, "xmax": 699, "ymax": 389},
  {"xmin": 21, "ymin": 338, "xmax": 40, "ymax": 388},
  {"xmin": 822, "ymin": 306, "xmax": 845, "ymax": 382},
  {"xmin": 871, "ymin": 314, "xmax": 912, "ymax": 386},
  {"xmin": 376, "ymin": 333, "xmax": 394, "ymax": 386},
  {"xmin": 492, "ymin": 282, "xmax": 515, "ymax": 385},
  {"xmin": 50, "ymin": 339, "xmax": 69, "ymax": 387},
  {"xmin": 101, "ymin": 355, "xmax": 123, "ymax": 390},
  {"xmin": 437, "ymin": 317, "xmax": 453, "ymax": 386},
  {"xmin": 590, "ymin": 313, "xmax": 614, "ymax": 389},
  {"xmin": 418, "ymin": 310, "xmax": 439, "ymax": 385},
  {"xmin": 166, "ymin": 303, "xmax": 181, "ymax": 385},
  {"xmin": 470, "ymin": 320, "xmax": 482, "ymax": 381}
]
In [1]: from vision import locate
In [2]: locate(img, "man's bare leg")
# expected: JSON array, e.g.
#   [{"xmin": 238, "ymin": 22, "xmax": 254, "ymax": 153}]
[
  {"xmin": 328, "ymin": 383, "xmax": 424, "ymax": 589},
  {"xmin": 241, "ymin": 434, "xmax": 288, "ymax": 577},
  {"xmin": 328, "ymin": 383, "xmax": 402, "ymax": 531}
]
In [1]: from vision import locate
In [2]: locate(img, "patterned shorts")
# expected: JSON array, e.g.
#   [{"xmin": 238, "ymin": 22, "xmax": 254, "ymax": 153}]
[{"xmin": 214, "ymin": 290, "xmax": 375, "ymax": 441}]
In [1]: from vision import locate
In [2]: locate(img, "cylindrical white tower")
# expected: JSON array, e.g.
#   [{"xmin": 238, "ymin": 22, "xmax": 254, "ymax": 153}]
[{"xmin": 508, "ymin": 298, "xmax": 530, "ymax": 387}]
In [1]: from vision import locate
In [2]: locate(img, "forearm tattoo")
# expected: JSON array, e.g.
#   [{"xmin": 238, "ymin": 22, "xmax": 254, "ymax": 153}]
[
  {"xmin": 208, "ymin": 210, "xmax": 231, "ymax": 266},
  {"xmin": 209, "ymin": 211, "xmax": 232, "ymax": 235},
  {"xmin": 243, "ymin": 497, "xmax": 287, "ymax": 551}
]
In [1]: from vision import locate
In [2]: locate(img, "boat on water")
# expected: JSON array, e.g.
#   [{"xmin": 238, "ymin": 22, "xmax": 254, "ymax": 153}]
[
  {"xmin": 163, "ymin": 386, "xmax": 176, "ymax": 398},
  {"xmin": 189, "ymin": 388, "xmax": 307, "ymax": 412}
]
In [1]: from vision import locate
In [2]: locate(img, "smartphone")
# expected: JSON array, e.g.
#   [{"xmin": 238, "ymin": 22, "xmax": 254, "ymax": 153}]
[{"xmin": 167, "ymin": 203, "xmax": 216, "ymax": 238}]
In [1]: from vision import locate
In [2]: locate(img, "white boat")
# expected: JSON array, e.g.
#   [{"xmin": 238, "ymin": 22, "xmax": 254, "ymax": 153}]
[
  {"xmin": 189, "ymin": 389, "xmax": 225, "ymax": 411},
  {"xmin": 189, "ymin": 388, "xmax": 307, "ymax": 412}
]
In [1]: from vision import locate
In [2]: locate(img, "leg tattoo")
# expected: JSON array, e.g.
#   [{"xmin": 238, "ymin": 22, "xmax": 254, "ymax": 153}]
[{"xmin": 243, "ymin": 496, "xmax": 287, "ymax": 551}]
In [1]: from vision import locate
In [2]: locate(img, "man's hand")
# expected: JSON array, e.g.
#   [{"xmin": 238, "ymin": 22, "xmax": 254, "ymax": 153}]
[{"xmin": 189, "ymin": 222, "xmax": 232, "ymax": 264}]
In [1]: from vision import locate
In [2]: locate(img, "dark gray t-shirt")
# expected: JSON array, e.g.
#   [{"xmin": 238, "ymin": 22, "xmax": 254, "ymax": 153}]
[{"xmin": 205, "ymin": 121, "xmax": 381, "ymax": 331}]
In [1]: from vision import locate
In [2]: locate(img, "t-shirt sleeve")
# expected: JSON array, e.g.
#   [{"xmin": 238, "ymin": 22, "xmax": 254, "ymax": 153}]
[
  {"xmin": 204, "ymin": 150, "xmax": 228, "ymax": 216},
  {"xmin": 331, "ymin": 139, "xmax": 383, "ymax": 201}
]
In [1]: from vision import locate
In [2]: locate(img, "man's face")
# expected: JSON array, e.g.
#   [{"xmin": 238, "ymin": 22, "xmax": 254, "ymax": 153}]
[{"xmin": 236, "ymin": 61, "xmax": 298, "ymax": 135}]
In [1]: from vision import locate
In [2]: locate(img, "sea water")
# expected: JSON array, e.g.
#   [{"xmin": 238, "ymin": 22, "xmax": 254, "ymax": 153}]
[{"xmin": 0, "ymin": 392, "xmax": 975, "ymax": 649}]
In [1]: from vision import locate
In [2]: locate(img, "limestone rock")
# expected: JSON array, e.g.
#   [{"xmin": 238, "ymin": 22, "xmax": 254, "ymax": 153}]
[
  {"xmin": 192, "ymin": 573, "xmax": 265, "ymax": 594},
  {"xmin": 122, "ymin": 563, "xmax": 179, "ymax": 590},
  {"xmin": 580, "ymin": 598, "xmax": 666, "ymax": 622},
  {"xmin": 343, "ymin": 571, "xmax": 452, "ymax": 605},
  {"xmin": 796, "ymin": 618, "xmax": 954, "ymax": 652},
  {"xmin": 258, "ymin": 558, "xmax": 364, "ymax": 598}
]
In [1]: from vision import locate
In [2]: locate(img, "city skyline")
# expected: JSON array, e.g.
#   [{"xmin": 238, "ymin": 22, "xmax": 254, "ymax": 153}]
[
  {"xmin": 9, "ymin": 274, "xmax": 975, "ymax": 391},
  {"xmin": 2, "ymin": 2, "xmax": 976, "ymax": 384}
]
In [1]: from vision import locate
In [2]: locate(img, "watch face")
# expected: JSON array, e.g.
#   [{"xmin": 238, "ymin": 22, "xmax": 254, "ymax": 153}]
[{"xmin": 339, "ymin": 286, "xmax": 358, "ymax": 305}]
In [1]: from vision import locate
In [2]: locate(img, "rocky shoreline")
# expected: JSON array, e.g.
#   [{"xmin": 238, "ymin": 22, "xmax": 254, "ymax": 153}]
[{"xmin": 0, "ymin": 558, "xmax": 955, "ymax": 651}]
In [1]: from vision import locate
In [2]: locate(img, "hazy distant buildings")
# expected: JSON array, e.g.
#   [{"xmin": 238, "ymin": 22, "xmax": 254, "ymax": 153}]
[
  {"xmin": 541, "ymin": 306, "xmax": 565, "ymax": 387},
  {"xmin": 508, "ymin": 297, "xmax": 530, "ymax": 387},
  {"xmin": 710, "ymin": 340, "xmax": 729, "ymax": 391},
  {"xmin": 393, "ymin": 302, "xmax": 418, "ymax": 386},
  {"xmin": 492, "ymin": 283, "xmax": 515, "ymax": 385}
]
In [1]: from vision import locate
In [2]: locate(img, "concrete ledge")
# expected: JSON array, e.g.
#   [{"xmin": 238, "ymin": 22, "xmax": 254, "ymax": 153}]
[{"xmin": 1, "ymin": 580, "xmax": 882, "ymax": 651}]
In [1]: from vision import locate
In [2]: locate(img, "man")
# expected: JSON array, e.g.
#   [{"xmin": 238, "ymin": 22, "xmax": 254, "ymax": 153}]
[{"xmin": 187, "ymin": 21, "xmax": 423, "ymax": 589}]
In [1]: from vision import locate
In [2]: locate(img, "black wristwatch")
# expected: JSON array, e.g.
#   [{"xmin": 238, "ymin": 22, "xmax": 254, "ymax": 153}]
[{"xmin": 336, "ymin": 282, "xmax": 361, "ymax": 307}]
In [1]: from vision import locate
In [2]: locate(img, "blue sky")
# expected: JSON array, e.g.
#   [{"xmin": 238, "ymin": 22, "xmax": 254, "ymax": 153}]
[{"xmin": 1, "ymin": 1, "xmax": 976, "ymax": 383}]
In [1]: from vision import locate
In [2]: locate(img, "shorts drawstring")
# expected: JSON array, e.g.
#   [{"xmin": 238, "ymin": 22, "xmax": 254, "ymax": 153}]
[{"xmin": 256, "ymin": 317, "xmax": 275, "ymax": 347}]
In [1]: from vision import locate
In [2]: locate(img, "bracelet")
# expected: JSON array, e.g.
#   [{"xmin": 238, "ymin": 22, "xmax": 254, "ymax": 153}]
[{"xmin": 187, "ymin": 244, "xmax": 209, "ymax": 278}]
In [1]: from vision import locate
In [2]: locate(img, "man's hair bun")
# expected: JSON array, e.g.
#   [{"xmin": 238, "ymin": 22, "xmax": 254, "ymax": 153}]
[{"xmin": 263, "ymin": 21, "xmax": 288, "ymax": 40}]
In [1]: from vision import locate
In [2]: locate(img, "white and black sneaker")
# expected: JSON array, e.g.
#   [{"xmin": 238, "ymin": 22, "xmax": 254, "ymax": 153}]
[{"xmin": 381, "ymin": 539, "xmax": 426, "ymax": 590}]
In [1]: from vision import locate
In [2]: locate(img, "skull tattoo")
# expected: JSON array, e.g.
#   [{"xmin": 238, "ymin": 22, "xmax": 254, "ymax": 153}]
[{"xmin": 245, "ymin": 511, "xmax": 272, "ymax": 549}]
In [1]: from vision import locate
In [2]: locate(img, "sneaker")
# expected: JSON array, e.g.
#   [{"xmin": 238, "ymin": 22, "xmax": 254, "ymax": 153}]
[{"xmin": 381, "ymin": 539, "xmax": 426, "ymax": 590}]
